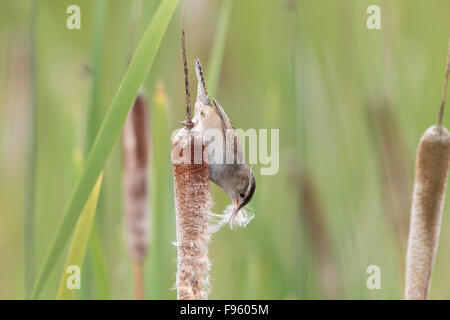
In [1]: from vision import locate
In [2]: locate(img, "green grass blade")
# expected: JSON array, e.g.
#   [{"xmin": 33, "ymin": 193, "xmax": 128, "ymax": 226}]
[
  {"xmin": 148, "ymin": 83, "xmax": 176, "ymax": 299},
  {"xmin": 84, "ymin": 0, "xmax": 109, "ymax": 300},
  {"xmin": 206, "ymin": 0, "xmax": 233, "ymax": 97},
  {"xmin": 30, "ymin": 0, "xmax": 179, "ymax": 299},
  {"xmin": 24, "ymin": 0, "xmax": 39, "ymax": 298},
  {"xmin": 56, "ymin": 174, "xmax": 103, "ymax": 300},
  {"xmin": 86, "ymin": 0, "xmax": 107, "ymax": 152}
]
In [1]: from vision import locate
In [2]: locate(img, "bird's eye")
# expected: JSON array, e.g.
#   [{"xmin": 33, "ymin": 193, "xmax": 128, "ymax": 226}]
[{"xmin": 240, "ymin": 192, "xmax": 246, "ymax": 198}]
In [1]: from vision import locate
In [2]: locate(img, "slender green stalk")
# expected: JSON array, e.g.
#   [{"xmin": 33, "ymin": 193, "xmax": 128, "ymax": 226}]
[
  {"xmin": 206, "ymin": 0, "xmax": 233, "ymax": 97},
  {"xmin": 86, "ymin": 0, "xmax": 107, "ymax": 151},
  {"xmin": 84, "ymin": 0, "xmax": 109, "ymax": 300},
  {"xmin": 56, "ymin": 174, "xmax": 103, "ymax": 300},
  {"xmin": 25, "ymin": 0, "xmax": 38, "ymax": 298},
  {"xmin": 30, "ymin": 0, "xmax": 179, "ymax": 299},
  {"xmin": 86, "ymin": 226, "xmax": 109, "ymax": 299},
  {"xmin": 148, "ymin": 82, "xmax": 176, "ymax": 299}
]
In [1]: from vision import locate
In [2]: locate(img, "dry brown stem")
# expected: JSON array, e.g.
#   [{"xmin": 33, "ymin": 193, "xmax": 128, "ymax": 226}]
[
  {"xmin": 133, "ymin": 261, "xmax": 145, "ymax": 300},
  {"xmin": 181, "ymin": 7, "xmax": 192, "ymax": 127},
  {"xmin": 437, "ymin": 39, "xmax": 450, "ymax": 126}
]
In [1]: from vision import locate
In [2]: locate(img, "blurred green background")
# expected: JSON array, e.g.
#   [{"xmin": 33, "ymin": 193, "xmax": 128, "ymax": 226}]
[{"xmin": 1, "ymin": 0, "xmax": 450, "ymax": 299}]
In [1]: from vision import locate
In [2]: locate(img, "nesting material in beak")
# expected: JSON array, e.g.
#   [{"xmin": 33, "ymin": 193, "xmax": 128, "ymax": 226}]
[
  {"xmin": 230, "ymin": 199, "xmax": 240, "ymax": 225},
  {"xmin": 208, "ymin": 204, "xmax": 254, "ymax": 233}
]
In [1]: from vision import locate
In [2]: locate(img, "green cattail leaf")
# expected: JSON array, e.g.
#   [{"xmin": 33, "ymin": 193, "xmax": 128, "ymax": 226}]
[
  {"xmin": 206, "ymin": 0, "xmax": 233, "ymax": 97},
  {"xmin": 84, "ymin": 0, "xmax": 109, "ymax": 300},
  {"xmin": 86, "ymin": 0, "xmax": 107, "ymax": 152},
  {"xmin": 24, "ymin": 0, "xmax": 39, "ymax": 298},
  {"xmin": 30, "ymin": 0, "xmax": 179, "ymax": 299},
  {"xmin": 56, "ymin": 174, "xmax": 103, "ymax": 300},
  {"xmin": 148, "ymin": 83, "xmax": 176, "ymax": 299}
]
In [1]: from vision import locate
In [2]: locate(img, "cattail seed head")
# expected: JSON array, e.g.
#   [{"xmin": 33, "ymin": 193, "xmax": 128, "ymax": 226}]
[
  {"xmin": 405, "ymin": 125, "xmax": 450, "ymax": 299},
  {"xmin": 172, "ymin": 125, "xmax": 211, "ymax": 300},
  {"xmin": 122, "ymin": 91, "xmax": 150, "ymax": 263}
]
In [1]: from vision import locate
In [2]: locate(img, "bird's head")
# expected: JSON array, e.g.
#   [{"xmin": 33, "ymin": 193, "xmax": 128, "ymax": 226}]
[{"xmin": 231, "ymin": 170, "xmax": 256, "ymax": 221}]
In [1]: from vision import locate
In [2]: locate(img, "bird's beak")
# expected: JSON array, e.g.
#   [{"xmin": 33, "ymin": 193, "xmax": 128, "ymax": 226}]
[{"xmin": 230, "ymin": 199, "xmax": 240, "ymax": 226}]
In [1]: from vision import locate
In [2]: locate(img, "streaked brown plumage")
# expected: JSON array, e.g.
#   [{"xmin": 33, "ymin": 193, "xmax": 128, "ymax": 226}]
[{"xmin": 192, "ymin": 59, "xmax": 255, "ymax": 222}]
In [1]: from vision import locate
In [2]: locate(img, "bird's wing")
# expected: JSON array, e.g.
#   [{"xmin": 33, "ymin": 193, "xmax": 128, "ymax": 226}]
[{"xmin": 213, "ymin": 98, "xmax": 242, "ymax": 163}]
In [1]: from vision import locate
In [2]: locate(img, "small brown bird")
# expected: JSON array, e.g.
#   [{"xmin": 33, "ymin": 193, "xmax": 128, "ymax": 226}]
[{"xmin": 192, "ymin": 59, "xmax": 256, "ymax": 223}]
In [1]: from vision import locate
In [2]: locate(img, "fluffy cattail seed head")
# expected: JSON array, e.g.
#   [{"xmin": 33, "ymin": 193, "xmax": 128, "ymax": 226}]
[
  {"xmin": 172, "ymin": 125, "xmax": 211, "ymax": 300},
  {"xmin": 405, "ymin": 125, "xmax": 450, "ymax": 299},
  {"xmin": 122, "ymin": 91, "xmax": 150, "ymax": 263}
]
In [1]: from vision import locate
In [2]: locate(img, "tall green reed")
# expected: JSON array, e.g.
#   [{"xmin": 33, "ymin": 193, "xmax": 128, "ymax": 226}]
[
  {"xmin": 83, "ymin": 0, "xmax": 110, "ymax": 300},
  {"xmin": 147, "ymin": 82, "xmax": 176, "ymax": 299},
  {"xmin": 25, "ymin": 0, "xmax": 38, "ymax": 298},
  {"xmin": 206, "ymin": 0, "xmax": 233, "ymax": 97},
  {"xmin": 56, "ymin": 173, "xmax": 103, "ymax": 300},
  {"xmin": 30, "ymin": 0, "xmax": 179, "ymax": 299}
]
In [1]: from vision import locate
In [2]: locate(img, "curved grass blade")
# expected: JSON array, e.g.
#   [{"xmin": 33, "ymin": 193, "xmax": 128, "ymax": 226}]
[
  {"xmin": 56, "ymin": 174, "xmax": 103, "ymax": 300},
  {"xmin": 206, "ymin": 0, "xmax": 233, "ymax": 97},
  {"xmin": 30, "ymin": 0, "xmax": 179, "ymax": 299}
]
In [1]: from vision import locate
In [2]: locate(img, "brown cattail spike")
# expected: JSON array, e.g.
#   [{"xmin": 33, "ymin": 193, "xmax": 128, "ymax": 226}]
[
  {"xmin": 181, "ymin": 7, "xmax": 193, "ymax": 128},
  {"xmin": 122, "ymin": 90, "xmax": 150, "ymax": 300},
  {"xmin": 172, "ymin": 126, "xmax": 211, "ymax": 300},
  {"xmin": 405, "ymin": 126, "xmax": 450, "ymax": 299},
  {"xmin": 437, "ymin": 38, "xmax": 450, "ymax": 126},
  {"xmin": 405, "ymin": 39, "xmax": 450, "ymax": 300}
]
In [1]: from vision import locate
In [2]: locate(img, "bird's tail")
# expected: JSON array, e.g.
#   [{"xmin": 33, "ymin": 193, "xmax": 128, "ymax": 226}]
[{"xmin": 194, "ymin": 58, "xmax": 210, "ymax": 105}]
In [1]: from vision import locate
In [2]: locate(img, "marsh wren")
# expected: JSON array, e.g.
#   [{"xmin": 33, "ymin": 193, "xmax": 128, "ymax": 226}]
[{"xmin": 192, "ymin": 59, "xmax": 256, "ymax": 223}]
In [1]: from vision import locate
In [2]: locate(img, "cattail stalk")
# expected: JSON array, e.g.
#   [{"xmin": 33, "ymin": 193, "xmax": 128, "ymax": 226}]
[
  {"xmin": 172, "ymin": 9, "xmax": 211, "ymax": 299},
  {"xmin": 121, "ymin": 90, "xmax": 150, "ymax": 300},
  {"xmin": 172, "ymin": 127, "xmax": 211, "ymax": 300},
  {"xmin": 405, "ymin": 39, "xmax": 450, "ymax": 300},
  {"xmin": 181, "ymin": 7, "xmax": 193, "ymax": 128}
]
